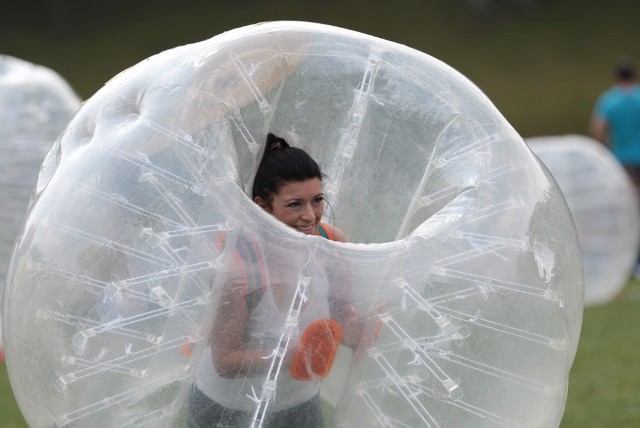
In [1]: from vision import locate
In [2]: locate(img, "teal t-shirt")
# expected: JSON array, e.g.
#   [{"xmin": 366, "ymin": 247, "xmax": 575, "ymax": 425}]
[{"xmin": 595, "ymin": 84, "xmax": 640, "ymax": 165}]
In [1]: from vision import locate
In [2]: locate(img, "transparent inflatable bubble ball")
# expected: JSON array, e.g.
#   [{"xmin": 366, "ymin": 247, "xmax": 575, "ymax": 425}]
[
  {"xmin": 4, "ymin": 22, "xmax": 583, "ymax": 427},
  {"xmin": 528, "ymin": 134, "xmax": 640, "ymax": 306},
  {"xmin": 0, "ymin": 55, "xmax": 81, "ymax": 348}
]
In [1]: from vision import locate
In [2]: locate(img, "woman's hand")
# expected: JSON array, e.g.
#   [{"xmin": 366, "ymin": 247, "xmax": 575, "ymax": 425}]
[{"xmin": 335, "ymin": 301, "xmax": 385, "ymax": 350}]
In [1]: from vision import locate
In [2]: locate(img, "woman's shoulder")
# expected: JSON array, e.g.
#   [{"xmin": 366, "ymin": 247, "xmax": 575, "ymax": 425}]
[{"xmin": 318, "ymin": 222, "xmax": 347, "ymax": 243}]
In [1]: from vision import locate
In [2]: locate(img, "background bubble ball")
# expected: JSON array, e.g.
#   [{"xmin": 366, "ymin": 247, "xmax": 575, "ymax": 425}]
[
  {"xmin": 0, "ymin": 55, "xmax": 81, "ymax": 350},
  {"xmin": 527, "ymin": 134, "xmax": 640, "ymax": 305}
]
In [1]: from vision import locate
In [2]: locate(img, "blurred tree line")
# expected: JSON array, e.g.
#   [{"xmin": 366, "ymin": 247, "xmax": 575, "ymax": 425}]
[
  {"xmin": 3, "ymin": 0, "xmax": 546, "ymax": 34},
  {"xmin": 3, "ymin": 0, "xmax": 182, "ymax": 33},
  {"xmin": 5, "ymin": 0, "xmax": 635, "ymax": 137}
]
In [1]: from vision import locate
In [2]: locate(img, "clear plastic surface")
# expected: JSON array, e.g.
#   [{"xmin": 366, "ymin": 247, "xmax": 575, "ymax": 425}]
[
  {"xmin": 0, "ymin": 55, "xmax": 81, "ymax": 347},
  {"xmin": 527, "ymin": 134, "xmax": 640, "ymax": 305},
  {"xmin": 4, "ymin": 22, "xmax": 583, "ymax": 427}
]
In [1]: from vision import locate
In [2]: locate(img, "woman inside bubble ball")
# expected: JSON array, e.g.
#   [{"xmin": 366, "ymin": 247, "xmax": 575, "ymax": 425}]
[
  {"xmin": 251, "ymin": 133, "xmax": 347, "ymax": 242},
  {"xmin": 188, "ymin": 133, "xmax": 369, "ymax": 427}
]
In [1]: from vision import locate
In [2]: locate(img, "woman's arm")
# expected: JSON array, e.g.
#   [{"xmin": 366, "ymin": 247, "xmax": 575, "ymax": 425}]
[
  {"xmin": 210, "ymin": 281, "xmax": 285, "ymax": 378},
  {"xmin": 324, "ymin": 224, "xmax": 363, "ymax": 346},
  {"xmin": 331, "ymin": 299, "xmax": 364, "ymax": 348}
]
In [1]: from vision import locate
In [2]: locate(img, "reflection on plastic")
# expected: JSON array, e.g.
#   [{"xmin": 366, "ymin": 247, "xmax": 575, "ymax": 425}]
[
  {"xmin": 528, "ymin": 134, "xmax": 640, "ymax": 305},
  {"xmin": 3, "ymin": 22, "xmax": 583, "ymax": 427}
]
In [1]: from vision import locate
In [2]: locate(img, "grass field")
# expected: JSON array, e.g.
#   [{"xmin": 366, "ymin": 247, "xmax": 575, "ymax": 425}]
[
  {"xmin": 561, "ymin": 278, "xmax": 640, "ymax": 427},
  {"xmin": 0, "ymin": 363, "xmax": 25, "ymax": 427},
  {"xmin": 2, "ymin": 0, "xmax": 640, "ymax": 426}
]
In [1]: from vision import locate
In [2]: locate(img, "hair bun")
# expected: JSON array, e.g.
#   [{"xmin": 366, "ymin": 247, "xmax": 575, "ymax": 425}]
[{"xmin": 266, "ymin": 133, "xmax": 290, "ymax": 152}]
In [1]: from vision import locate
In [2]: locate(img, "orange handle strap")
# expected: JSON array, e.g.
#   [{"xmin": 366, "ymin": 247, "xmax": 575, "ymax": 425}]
[{"xmin": 290, "ymin": 319, "xmax": 343, "ymax": 381}]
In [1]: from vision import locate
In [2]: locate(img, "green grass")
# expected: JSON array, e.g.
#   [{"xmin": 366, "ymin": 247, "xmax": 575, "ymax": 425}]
[
  {"xmin": 0, "ymin": 365, "xmax": 26, "ymax": 427},
  {"xmin": 561, "ymin": 279, "xmax": 640, "ymax": 427}
]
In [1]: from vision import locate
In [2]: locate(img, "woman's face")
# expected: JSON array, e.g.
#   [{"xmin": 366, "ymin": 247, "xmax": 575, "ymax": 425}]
[{"xmin": 259, "ymin": 178, "xmax": 325, "ymax": 235}]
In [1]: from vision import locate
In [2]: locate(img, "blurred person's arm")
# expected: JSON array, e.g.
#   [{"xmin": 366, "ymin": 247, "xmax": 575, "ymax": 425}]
[{"xmin": 589, "ymin": 113, "xmax": 609, "ymax": 146}]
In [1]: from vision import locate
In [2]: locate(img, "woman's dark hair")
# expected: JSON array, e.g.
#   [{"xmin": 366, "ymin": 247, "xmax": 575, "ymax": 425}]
[{"xmin": 252, "ymin": 133, "xmax": 322, "ymax": 205}]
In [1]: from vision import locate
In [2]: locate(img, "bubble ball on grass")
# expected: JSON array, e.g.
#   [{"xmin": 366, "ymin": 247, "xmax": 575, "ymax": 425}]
[
  {"xmin": 527, "ymin": 134, "xmax": 640, "ymax": 306},
  {"xmin": 4, "ymin": 21, "xmax": 583, "ymax": 427},
  {"xmin": 0, "ymin": 55, "xmax": 81, "ymax": 351}
]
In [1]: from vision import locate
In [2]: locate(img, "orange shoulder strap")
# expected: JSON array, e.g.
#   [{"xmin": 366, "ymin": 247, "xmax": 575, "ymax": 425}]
[{"xmin": 316, "ymin": 222, "xmax": 336, "ymax": 241}]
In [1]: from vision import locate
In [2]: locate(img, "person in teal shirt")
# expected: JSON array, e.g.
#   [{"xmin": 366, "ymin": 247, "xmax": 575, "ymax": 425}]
[{"xmin": 590, "ymin": 59, "xmax": 640, "ymax": 189}]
